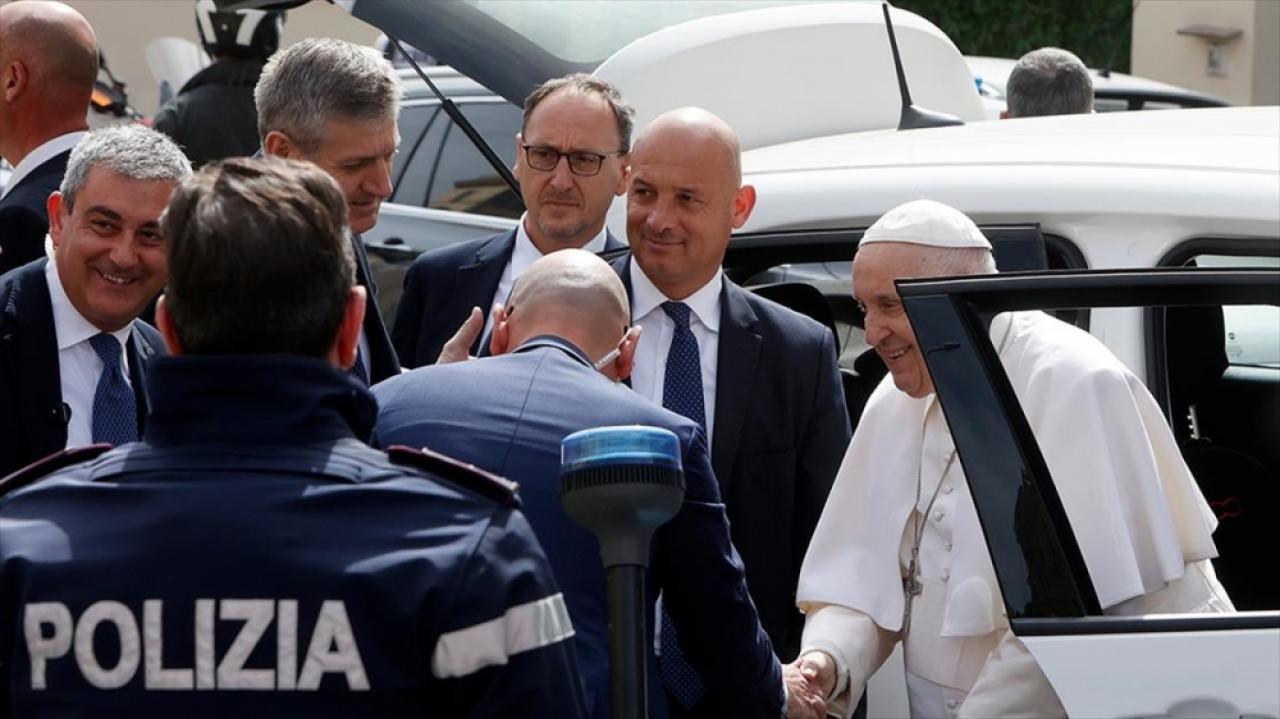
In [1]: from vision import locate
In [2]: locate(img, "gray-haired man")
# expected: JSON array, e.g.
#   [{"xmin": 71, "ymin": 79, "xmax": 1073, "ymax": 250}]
[
  {"xmin": 255, "ymin": 37, "xmax": 402, "ymax": 383},
  {"xmin": 0, "ymin": 124, "xmax": 191, "ymax": 476},
  {"xmin": 1001, "ymin": 47, "xmax": 1094, "ymax": 119}
]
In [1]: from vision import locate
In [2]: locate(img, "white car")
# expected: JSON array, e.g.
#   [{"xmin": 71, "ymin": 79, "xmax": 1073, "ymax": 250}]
[{"xmin": 239, "ymin": 1, "xmax": 1280, "ymax": 715}]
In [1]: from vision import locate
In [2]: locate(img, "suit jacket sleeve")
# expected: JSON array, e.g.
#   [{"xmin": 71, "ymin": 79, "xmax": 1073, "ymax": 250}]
[
  {"xmin": 793, "ymin": 329, "xmax": 851, "ymax": 581},
  {"xmin": 391, "ymin": 257, "xmax": 430, "ymax": 369},
  {"xmin": 0, "ymin": 204, "xmax": 50, "ymax": 276},
  {"xmin": 653, "ymin": 425, "xmax": 784, "ymax": 717}
]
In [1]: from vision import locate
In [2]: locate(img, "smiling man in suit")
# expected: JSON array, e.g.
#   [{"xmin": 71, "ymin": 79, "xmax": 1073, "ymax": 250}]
[
  {"xmin": 0, "ymin": 124, "xmax": 191, "ymax": 476},
  {"xmin": 616, "ymin": 107, "xmax": 851, "ymax": 715},
  {"xmin": 0, "ymin": 1, "xmax": 97, "ymax": 274},
  {"xmin": 391, "ymin": 73, "xmax": 630, "ymax": 368}
]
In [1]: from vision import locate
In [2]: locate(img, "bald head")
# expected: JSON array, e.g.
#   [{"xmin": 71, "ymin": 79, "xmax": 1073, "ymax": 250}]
[
  {"xmin": 0, "ymin": 1, "xmax": 97, "ymax": 163},
  {"xmin": 634, "ymin": 107, "xmax": 742, "ymax": 188},
  {"xmin": 505, "ymin": 249, "xmax": 631, "ymax": 357}
]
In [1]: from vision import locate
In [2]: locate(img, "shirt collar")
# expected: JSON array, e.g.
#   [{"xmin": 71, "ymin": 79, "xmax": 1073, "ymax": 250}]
[
  {"xmin": 629, "ymin": 261, "xmax": 722, "ymax": 333},
  {"xmin": 512, "ymin": 212, "xmax": 608, "ymax": 279},
  {"xmin": 45, "ymin": 257, "xmax": 131, "ymax": 351},
  {"xmin": 1, "ymin": 131, "xmax": 87, "ymax": 200}
]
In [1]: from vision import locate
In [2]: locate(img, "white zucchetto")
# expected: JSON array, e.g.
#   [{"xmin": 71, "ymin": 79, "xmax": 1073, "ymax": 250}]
[{"xmin": 861, "ymin": 199, "xmax": 992, "ymax": 250}]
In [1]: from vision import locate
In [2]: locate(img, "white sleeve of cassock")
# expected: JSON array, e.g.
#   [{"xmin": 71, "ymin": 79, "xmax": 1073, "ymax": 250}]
[{"xmin": 800, "ymin": 603, "xmax": 898, "ymax": 719}]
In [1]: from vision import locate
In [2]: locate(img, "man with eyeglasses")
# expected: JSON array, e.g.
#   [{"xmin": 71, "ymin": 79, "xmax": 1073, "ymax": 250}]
[
  {"xmin": 391, "ymin": 73, "xmax": 630, "ymax": 368},
  {"xmin": 374, "ymin": 249, "xmax": 785, "ymax": 719}
]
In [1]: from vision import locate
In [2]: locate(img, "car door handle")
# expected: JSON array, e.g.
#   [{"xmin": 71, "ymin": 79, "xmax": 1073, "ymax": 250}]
[{"xmin": 382, "ymin": 237, "xmax": 405, "ymax": 246}]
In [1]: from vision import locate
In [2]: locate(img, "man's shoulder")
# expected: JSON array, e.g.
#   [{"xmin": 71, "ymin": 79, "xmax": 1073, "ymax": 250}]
[
  {"xmin": 0, "ymin": 258, "xmax": 48, "ymax": 304},
  {"xmin": 730, "ymin": 280, "xmax": 831, "ymax": 345},
  {"xmin": 412, "ymin": 229, "xmax": 515, "ymax": 273},
  {"xmin": 0, "ymin": 444, "xmax": 113, "ymax": 504}
]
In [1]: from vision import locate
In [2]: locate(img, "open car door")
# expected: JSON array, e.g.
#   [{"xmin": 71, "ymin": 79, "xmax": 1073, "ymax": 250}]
[{"xmin": 897, "ymin": 268, "xmax": 1280, "ymax": 718}]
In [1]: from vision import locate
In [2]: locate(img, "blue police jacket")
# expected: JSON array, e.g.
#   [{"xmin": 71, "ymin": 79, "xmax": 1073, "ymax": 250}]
[{"xmin": 0, "ymin": 355, "xmax": 586, "ymax": 718}]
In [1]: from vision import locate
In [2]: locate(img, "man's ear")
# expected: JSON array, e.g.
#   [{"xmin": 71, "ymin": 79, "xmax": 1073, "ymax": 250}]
[
  {"xmin": 489, "ymin": 303, "xmax": 511, "ymax": 356},
  {"xmin": 263, "ymin": 130, "xmax": 295, "ymax": 159},
  {"xmin": 46, "ymin": 192, "xmax": 66, "ymax": 249},
  {"xmin": 730, "ymin": 184, "xmax": 756, "ymax": 229},
  {"xmin": 613, "ymin": 325, "xmax": 642, "ymax": 381},
  {"xmin": 512, "ymin": 133, "xmax": 525, "ymax": 180},
  {"xmin": 1, "ymin": 60, "xmax": 27, "ymax": 102},
  {"xmin": 486, "ymin": 301, "xmax": 512, "ymax": 355},
  {"xmin": 331, "ymin": 286, "xmax": 367, "ymax": 370},
  {"xmin": 614, "ymin": 152, "xmax": 631, "ymax": 196},
  {"xmin": 155, "ymin": 295, "xmax": 184, "ymax": 357}
]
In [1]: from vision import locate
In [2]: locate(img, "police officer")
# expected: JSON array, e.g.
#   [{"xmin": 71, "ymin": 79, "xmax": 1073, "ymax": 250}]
[
  {"xmin": 153, "ymin": 0, "xmax": 281, "ymax": 168},
  {"xmin": 0, "ymin": 157, "xmax": 587, "ymax": 717}
]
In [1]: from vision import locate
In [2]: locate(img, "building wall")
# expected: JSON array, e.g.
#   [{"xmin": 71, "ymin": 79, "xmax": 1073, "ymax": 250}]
[
  {"xmin": 41, "ymin": 0, "xmax": 380, "ymax": 116},
  {"xmin": 1132, "ymin": 0, "xmax": 1278, "ymax": 105},
  {"xmin": 1253, "ymin": 0, "xmax": 1280, "ymax": 105}
]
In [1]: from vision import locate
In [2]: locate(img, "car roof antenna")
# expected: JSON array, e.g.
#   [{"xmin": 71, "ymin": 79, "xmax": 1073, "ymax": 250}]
[
  {"xmin": 881, "ymin": 1, "xmax": 964, "ymax": 131},
  {"xmin": 386, "ymin": 33, "xmax": 523, "ymax": 205}
]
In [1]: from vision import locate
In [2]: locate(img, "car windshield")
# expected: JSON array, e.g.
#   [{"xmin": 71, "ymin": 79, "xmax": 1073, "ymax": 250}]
[{"xmin": 459, "ymin": 0, "xmax": 834, "ymax": 64}]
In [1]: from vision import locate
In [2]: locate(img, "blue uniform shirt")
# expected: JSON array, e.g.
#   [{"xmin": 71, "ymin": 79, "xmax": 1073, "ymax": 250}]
[{"xmin": 0, "ymin": 355, "xmax": 586, "ymax": 717}]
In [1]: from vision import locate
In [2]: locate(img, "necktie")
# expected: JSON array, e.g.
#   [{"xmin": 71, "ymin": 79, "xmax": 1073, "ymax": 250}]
[
  {"xmin": 658, "ymin": 301, "xmax": 705, "ymax": 708},
  {"xmin": 350, "ymin": 346, "xmax": 370, "ymax": 385},
  {"xmin": 89, "ymin": 333, "xmax": 137, "ymax": 446}
]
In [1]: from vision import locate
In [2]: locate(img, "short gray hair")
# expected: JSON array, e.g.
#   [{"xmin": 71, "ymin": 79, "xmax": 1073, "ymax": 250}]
[
  {"xmin": 255, "ymin": 38, "xmax": 401, "ymax": 151},
  {"xmin": 917, "ymin": 246, "xmax": 998, "ymax": 276},
  {"xmin": 59, "ymin": 125, "xmax": 192, "ymax": 208},
  {"xmin": 523, "ymin": 73, "xmax": 635, "ymax": 152},
  {"xmin": 1005, "ymin": 47, "xmax": 1093, "ymax": 118}
]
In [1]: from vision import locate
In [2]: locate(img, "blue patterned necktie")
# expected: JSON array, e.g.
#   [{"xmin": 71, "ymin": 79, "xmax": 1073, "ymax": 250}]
[
  {"xmin": 89, "ymin": 333, "xmax": 137, "ymax": 446},
  {"xmin": 658, "ymin": 301, "xmax": 705, "ymax": 708}
]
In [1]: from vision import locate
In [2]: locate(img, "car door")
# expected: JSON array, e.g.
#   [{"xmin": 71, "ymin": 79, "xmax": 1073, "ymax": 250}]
[{"xmin": 897, "ymin": 268, "xmax": 1280, "ymax": 718}]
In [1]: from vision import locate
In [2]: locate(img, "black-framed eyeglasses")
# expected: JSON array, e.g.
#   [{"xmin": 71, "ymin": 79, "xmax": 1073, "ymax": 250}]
[{"xmin": 522, "ymin": 144, "xmax": 623, "ymax": 177}]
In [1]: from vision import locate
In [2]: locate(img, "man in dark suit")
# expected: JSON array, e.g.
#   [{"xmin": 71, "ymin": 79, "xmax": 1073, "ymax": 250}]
[
  {"xmin": 392, "ymin": 74, "xmax": 629, "ymax": 368},
  {"xmin": 618, "ymin": 108, "xmax": 851, "ymax": 686},
  {"xmin": 374, "ymin": 249, "xmax": 810, "ymax": 719},
  {"xmin": 255, "ymin": 38, "xmax": 400, "ymax": 383},
  {"xmin": 0, "ymin": 1, "xmax": 97, "ymax": 274},
  {"xmin": 0, "ymin": 124, "xmax": 190, "ymax": 476}
]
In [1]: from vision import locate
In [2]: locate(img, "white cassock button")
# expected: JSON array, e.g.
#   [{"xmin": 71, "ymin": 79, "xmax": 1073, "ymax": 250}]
[
  {"xmin": 944, "ymin": 541, "xmax": 953, "ymax": 552},
  {"xmin": 941, "ymin": 570, "xmax": 950, "ymax": 582},
  {"xmin": 933, "ymin": 510, "xmax": 945, "ymax": 523},
  {"xmin": 946, "ymin": 699, "xmax": 960, "ymax": 709},
  {"xmin": 942, "ymin": 483, "xmax": 954, "ymax": 495}
]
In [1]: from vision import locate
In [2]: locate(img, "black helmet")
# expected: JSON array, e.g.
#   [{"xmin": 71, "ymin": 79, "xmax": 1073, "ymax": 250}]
[{"xmin": 195, "ymin": 0, "xmax": 284, "ymax": 60}]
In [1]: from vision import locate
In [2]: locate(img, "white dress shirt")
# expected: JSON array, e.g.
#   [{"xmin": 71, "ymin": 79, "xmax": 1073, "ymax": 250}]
[
  {"xmin": 45, "ymin": 259, "xmax": 133, "ymax": 447},
  {"xmin": 0, "ymin": 131, "xmax": 88, "ymax": 200},
  {"xmin": 627, "ymin": 262, "xmax": 722, "ymax": 443},
  {"xmin": 482, "ymin": 214, "xmax": 608, "ymax": 337}
]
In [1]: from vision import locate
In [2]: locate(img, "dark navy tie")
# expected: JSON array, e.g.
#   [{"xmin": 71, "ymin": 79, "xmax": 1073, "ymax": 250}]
[
  {"xmin": 350, "ymin": 346, "xmax": 369, "ymax": 385},
  {"xmin": 89, "ymin": 333, "xmax": 137, "ymax": 446},
  {"xmin": 658, "ymin": 301, "xmax": 705, "ymax": 708}
]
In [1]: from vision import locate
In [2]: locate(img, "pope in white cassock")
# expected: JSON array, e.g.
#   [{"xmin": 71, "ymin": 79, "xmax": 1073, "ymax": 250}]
[{"xmin": 788, "ymin": 200, "xmax": 1235, "ymax": 718}]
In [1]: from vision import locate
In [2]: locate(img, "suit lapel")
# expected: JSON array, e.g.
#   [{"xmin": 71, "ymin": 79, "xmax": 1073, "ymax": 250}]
[
  {"xmin": 458, "ymin": 230, "xmax": 516, "ymax": 356},
  {"xmin": 127, "ymin": 323, "xmax": 162, "ymax": 435},
  {"xmin": 711, "ymin": 281, "xmax": 762, "ymax": 494},
  {"xmin": 602, "ymin": 229, "xmax": 626, "ymax": 252},
  {"xmin": 2, "ymin": 262, "xmax": 67, "ymax": 457}
]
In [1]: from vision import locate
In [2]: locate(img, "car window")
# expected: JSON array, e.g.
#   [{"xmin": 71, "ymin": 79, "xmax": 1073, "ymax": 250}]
[
  {"xmin": 1192, "ymin": 255, "xmax": 1280, "ymax": 368},
  {"xmin": 391, "ymin": 105, "xmax": 445, "ymax": 207},
  {"xmin": 390, "ymin": 104, "xmax": 439, "ymax": 200},
  {"xmin": 427, "ymin": 102, "xmax": 523, "ymax": 219}
]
